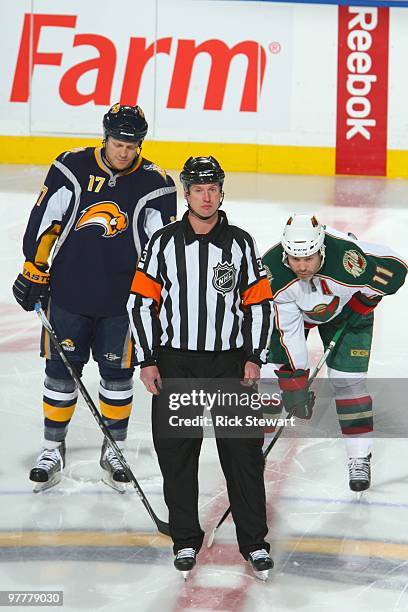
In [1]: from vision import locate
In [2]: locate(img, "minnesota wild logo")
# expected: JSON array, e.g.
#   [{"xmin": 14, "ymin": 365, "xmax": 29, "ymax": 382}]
[
  {"xmin": 264, "ymin": 264, "xmax": 274, "ymax": 283},
  {"xmin": 304, "ymin": 296, "xmax": 340, "ymax": 322},
  {"xmin": 343, "ymin": 250, "xmax": 367, "ymax": 278}
]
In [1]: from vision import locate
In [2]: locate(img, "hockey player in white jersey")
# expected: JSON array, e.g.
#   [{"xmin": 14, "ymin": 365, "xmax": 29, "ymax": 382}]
[{"xmin": 261, "ymin": 214, "xmax": 407, "ymax": 492}]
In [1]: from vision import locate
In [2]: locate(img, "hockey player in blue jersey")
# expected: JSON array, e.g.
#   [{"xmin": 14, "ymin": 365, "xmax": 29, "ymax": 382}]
[{"xmin": 12, "ymin": 103, "xmax": 177, "ymax": 492}]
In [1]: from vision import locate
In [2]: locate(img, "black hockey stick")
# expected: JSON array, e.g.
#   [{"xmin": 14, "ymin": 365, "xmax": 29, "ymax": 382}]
[
  {"xmin": 207, "ymin": 319, "xmax": 349, "ymax": 547},
  {"xmin": 35, "ymin": 303, "xmax": 170, "ymax": 537}
]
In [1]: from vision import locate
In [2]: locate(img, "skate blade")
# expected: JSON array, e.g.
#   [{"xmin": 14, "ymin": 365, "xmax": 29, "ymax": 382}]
[
  {"xmin": 101, "ymin": 474, "xmax": 127, "ymax": 494},
  {"xmin": 32, "ymin": 473, "xmax": 61, "ymax": 493},
  {"xmin": 207, "ymin": 528, "xmax": 216, "ymax": 548},
  {"xmin": 181, "ymin": 570, "xmax": 191, "ymax": 581},
  {"xmin": 252, "ymin": 569, "xmax": 269, "ymax": 582}
]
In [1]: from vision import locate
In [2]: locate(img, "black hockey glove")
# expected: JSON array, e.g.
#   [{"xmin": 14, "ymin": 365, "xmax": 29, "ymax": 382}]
[
  {"xmin": 12, "ymin": 262, "xmax": 50, "ymax": 312},
  {"xmin": 276, "ymin": 365, "xmax": 315, "ymax": 420}
]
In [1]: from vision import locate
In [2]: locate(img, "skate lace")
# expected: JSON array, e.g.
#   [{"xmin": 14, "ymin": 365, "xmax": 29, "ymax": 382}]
[
  {"xmin": 249, "ymin": 549, "xmax": 269, "ymax": 562},
  {"xmin": 176, "ymin": 548, "xmax": 195, "ymax": 560},
  {"xmin": 36, "ymin": 449, "xmax": 61, "ymax": 470},
  {"xmin": 105, "ymin": 447, "xmax": 123, "ymax": 472},
  {"xmin": 349, "ymin": 457, "xmax": 370, "ymax": 480}
]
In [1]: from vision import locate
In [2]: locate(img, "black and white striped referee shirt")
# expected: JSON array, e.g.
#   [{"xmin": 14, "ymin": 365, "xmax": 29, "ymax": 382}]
[{"xmin": 127, "ymin": 211, "xmax": 273, "ymax": 366}]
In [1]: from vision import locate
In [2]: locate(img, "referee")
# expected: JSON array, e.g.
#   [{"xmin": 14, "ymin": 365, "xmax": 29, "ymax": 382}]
[{"xmin": 127, "ymin": 156, "xmax": 274, "ymax": 578}]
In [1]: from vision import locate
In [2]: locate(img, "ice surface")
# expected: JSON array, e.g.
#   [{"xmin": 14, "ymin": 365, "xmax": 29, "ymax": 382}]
[{"xmin": 1, "ymin": 166, "xmax": 408, "ymax": 611}]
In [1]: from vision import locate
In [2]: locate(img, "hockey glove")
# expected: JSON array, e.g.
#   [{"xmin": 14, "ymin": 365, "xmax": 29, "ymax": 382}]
[
  {"xmin": 12, "ymin": 262, "xmax": 50, "ymax": 312},
  {"xmin": 276, "ymin": 366, "xmax": 315, "ymax": 420},
  {"xmin": 344, "ymin": 292, "xmax": 382, "ymax": 318}
]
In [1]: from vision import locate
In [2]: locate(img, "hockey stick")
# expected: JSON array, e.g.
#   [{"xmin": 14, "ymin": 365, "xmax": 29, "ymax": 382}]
[
  {"xmin": 35, "ymin": 303, "xmax": 170, "ymax": 537},
  {"xmin": 207, "ymin": 319, "xmax": 349, "ymax": 547}
]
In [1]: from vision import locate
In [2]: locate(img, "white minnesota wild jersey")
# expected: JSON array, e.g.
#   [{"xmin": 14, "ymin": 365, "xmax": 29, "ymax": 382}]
[{"xmin": 262, "ymin": 227, "xmax": 407, "ymax": 368}]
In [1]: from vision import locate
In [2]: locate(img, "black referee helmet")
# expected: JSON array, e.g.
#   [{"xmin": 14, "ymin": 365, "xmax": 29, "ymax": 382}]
[{"xmin": 180, "ymin": 156, "xmax": 225, "ymax": 191}]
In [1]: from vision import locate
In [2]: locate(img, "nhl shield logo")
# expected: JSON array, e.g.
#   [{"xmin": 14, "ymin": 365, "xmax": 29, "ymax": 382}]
[{"xmin": 212, "ymin": 262, "xmax": 236, "ymax": 294}]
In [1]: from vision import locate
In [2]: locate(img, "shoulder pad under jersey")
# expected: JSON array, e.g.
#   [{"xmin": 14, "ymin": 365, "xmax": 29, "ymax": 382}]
[
  {"xmin": 321, "ymin": 232, "xmax": 407, "ymax": 294},
  {"xmin": 262, "ymin": 242, "xmax": 297, "ymax": 296},
  {"xmin": 56, "ymin": 146, "xmax": 95, "ymax": 168},
  {"xmin": 141, "ymin": 159, "xmax": 170, "ymax": 183}
]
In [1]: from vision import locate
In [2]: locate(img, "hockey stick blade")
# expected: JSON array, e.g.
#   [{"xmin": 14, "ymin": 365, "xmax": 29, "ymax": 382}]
[
  {"xmin": 35, "ymin": 304, "xmax": 170, "ymax": 537},
  {"xmin": 206, "ymin": 319, "xmax": 349, "ymax": 548}
]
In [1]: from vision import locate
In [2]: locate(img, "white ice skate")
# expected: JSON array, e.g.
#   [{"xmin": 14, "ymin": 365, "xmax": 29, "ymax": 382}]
[
  {"xmin": 174, "ymin": 548, "xmax": 196, "ymax": 580},
  {"xmin": 248, "ymin": 549, "xmax": 273, "ymax": 581},
  {"xmin": 100, "ymin": 439, "xmax": 130, "ymax": 493},
  {"xmin": 29, "ymin": 441, "xmax": 65, "ymax": 493}
]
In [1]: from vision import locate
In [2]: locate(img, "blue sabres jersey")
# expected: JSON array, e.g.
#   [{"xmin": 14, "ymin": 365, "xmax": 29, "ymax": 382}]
[{"xmin": 23, "ymin": 147, "xmax": 177, "ymax": 316}]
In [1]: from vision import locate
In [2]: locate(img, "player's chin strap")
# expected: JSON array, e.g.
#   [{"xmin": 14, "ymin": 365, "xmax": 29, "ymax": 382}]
[
  {"xmin": 34, "ymin": 303, "xmax": 170, "ymax": 537},
  {"xmin": 206, "ymin": 318, "xmax": 350, "ymax": 549},
  {"xmin": 102, "ymin": 142, "xmax": 143, "ymax": 173}
]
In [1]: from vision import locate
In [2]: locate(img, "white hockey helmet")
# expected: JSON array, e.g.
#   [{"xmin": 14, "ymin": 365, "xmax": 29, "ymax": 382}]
[{"xmin": 281, "ymin": 214, "xmax": 325, "ymax": 262}]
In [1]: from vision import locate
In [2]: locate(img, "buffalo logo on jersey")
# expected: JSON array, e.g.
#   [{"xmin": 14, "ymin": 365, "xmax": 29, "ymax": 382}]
[
  {"xmin": 104, "ymin": 352, "xmax": 120, "ymax": 361},
  {"xmin": 75, "ymin": 202, "xmax": 129, "ymax": 238},
  {"xmin": 61, "ymin": 339, "xmax": 75, "ymax": 352},
  {"xmin": 212, "ymin": 262, "xmax": 237, "ymax": 295},
  {"xmin": 343, "ymin": 250, "xmax": 367, "ymax": 278},
  {"xmin": 304, "ymin": 296, "xmax": 340, "ymax": 322},
  {"xmin": 143, "ymin": 162, "xmax": 167, "ymax": 181}
]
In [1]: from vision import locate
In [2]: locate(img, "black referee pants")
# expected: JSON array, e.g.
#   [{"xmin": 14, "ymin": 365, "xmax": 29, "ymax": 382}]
[{"xmin": 152, "ymin": 347, "xmax": 269, "ymax": 559}]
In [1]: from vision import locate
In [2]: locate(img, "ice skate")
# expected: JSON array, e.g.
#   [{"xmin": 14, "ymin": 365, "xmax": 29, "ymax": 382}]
[
  {"xmin": 248, "ymin": 549, "xmax": 274, "ymax": 581},
  {"xmin": 30, "ymin": 441, "xmax": 65, "ymax": 493},
  {"xmin": 174, "ymin": 548, "xmax": 196, "ymax": 580},
  {"xmin": 100, "ymin": 439, "xmax": 130, "ymax": 493},
  {"xmin": 348, "ymin": 453, "xmax": 371, "ymax": 497}
]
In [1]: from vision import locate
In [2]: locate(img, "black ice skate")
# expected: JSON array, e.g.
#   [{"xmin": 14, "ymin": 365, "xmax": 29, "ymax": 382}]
[
  {"xmin": 348, "ymin": 453, "xmax": 371, "ymax": 496},
  {"xmin": 100, "ymin": 439, "xmax": 130, "ymax": 493},
  {"xmin": 29, "ymin": 441, "xmax": 66, "ymax": 492},
  {"xmin": 248, "ymin": 549, "xmax": 274, "ymax": 581},
  {"xmin": 174, "ymin": 548, "xmax": 196, "ymax": 580}
]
